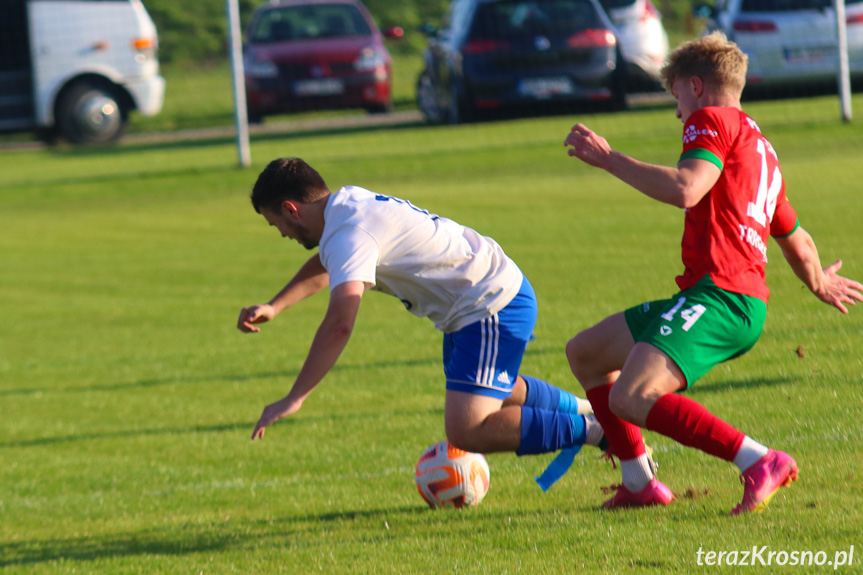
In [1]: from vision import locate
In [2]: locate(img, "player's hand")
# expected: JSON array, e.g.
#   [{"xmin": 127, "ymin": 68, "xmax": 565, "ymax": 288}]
[
  {"xmin": 237, "ymin": 304, "xmax": 276, "ymax": 333},
  {"xmin": 252, "ymin": 396, "xmax": 302, "ymax": 440},
  {"xmin": 816, "ymin": 259, "xmax": 863, "ymax": 314},
  {"xmin": 564, "ymin": 123, "xmax": 613, "ymax": 169}
]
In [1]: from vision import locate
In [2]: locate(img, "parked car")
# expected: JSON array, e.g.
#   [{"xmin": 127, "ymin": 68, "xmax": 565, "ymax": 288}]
[
  {"xmin": 243, "ymin": 0, "xmax": 403, "ymax": 121},
  {"xmin": 416, "ymin": 0, "xmax": 627, "ymax": 124},
  {"xmin": 696, "ymin": 0, "xmax": 863, "ymax": 93},
  {"xmin": 598, "ymin": 0, "xmax": 669, "ymax": 90}
]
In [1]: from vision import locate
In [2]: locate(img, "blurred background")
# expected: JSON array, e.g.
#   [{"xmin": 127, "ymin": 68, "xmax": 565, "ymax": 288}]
[
  {"xmin": 1, "ymin": 0, "xmax": 858, "ymax": 145},
  {"xmin": 0, "ymin": 0, "xmax": 695, "ymax": 144}
]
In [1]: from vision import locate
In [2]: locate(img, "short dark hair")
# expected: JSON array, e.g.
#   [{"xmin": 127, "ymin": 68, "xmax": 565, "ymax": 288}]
[{"xmin": 250, "ymin": 158, "xmax": 330, "ymax": 213}]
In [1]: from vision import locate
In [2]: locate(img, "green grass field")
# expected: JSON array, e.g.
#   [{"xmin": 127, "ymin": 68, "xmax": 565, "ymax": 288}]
[{"xmin": 2, "ymin": 95, "xmax": 862, "ymax": 574}]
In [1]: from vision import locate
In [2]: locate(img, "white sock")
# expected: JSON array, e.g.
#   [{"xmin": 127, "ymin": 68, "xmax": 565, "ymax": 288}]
[
  {"xmin": 583, "ymin": 414, "xmax": 604, "ymax": 446},
  {"xmin": 733, "ymin": 436, "xmax": 769, "ymax": 473},
  {"xmin": 574, "ymin": 397, "xmax": 594, "ymax": 415},
  {"xmin": 620, "ymin": 452, "xmax": 654, "ymax": 493}
]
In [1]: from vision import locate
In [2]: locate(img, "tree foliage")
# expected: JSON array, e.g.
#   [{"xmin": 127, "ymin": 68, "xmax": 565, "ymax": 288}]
[{"xmin": 144, "ymin": 0, "xmax": 449, "ymax": 63}]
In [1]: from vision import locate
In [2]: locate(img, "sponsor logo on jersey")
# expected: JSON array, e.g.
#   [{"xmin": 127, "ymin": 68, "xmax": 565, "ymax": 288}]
[
  {"xmin": 738, "ymin": 224, "xmax": 769, "ymax": 262},
  {"xmin": 660, "ymin": 325, "xmax": 672, "ymax": 336},
  {"xmin": 497, "ymin": 371, "xmax": 511, "ymax": 384},
  {"xmin": 683, "ymin": 124, "xmax": 719, "ymax": 144}
]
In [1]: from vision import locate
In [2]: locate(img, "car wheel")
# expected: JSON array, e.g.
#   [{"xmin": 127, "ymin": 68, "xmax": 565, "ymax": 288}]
[
  {"xmin": 416, "ymin": 70, "xmax": 443, "ymax": 124},
  {"xmin": 247, "ymin": 107, "xmax": 264, "ymax": 124},
  {"xmin": 609, "ymin": 54, "xmax": 629, "ymax": 112},
  {"xmin": 57, "ymin": 81, "xmax": 126, "ymax": 144}
]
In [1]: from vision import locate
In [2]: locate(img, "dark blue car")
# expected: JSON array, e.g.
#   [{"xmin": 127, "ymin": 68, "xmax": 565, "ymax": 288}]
[{"xmin": 417, "ymin": 0, "xmax": 627, "ymax": 123}]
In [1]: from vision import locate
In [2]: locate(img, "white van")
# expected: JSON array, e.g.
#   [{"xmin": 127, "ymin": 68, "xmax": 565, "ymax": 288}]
[{"xmin": 0, "ymin": 0, "xmax": 165, "ymax": 144}]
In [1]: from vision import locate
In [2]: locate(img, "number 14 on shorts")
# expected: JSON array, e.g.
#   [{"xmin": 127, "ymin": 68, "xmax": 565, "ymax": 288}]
[{"xmin": 661, "ymin": 297, "xmax": 707, "ymax": 332}]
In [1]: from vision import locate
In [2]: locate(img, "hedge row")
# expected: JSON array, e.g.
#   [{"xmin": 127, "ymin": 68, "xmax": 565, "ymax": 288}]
[{"xmin": 145, "ymin": 0, "xmax": 449, "ymax": 63}]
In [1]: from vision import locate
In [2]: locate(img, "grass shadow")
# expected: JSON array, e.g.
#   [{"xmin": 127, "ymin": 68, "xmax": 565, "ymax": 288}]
[
  {"xmin": 0, "ymin": 355, "xmax": 443, "ymax": 398},
  {"xmin": 0, "ymin": 406, "xmax": 443, "ymax": 450},
  {"xmin": 0, "ymin": 421, "xmax": 249, "ymax": 449},
  {"xmin": 686, "ymin": 376, "xmax": 795, "ymax": 395},
  {"xmin": 1, "ymin": 159, "xmax": 240, "ymax": 191},
  {"xmin": 1, "ymin": 344, "xmax": 564, "ymax": 399},
  {"xmin": 0, "ymin": 525, "xmax": 236, "ymax": 569},
  {"xmin": 0, "ymin": 371, "xmax": 294, "ymax": 398},
  {"xmin": 0, "ymin": 504, "xmax": 433, "ymax": 568},
  {"xmin": 272, "ymin": 504, "xmax": 425, "ymax": 526}
]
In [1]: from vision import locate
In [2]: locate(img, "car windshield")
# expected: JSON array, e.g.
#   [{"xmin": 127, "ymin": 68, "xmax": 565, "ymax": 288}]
[
  {"xmin": 470, "ymin": 0, "xmax": 604, "ymax": 38},
  {"xmin": 250, "ymin": 3, "xmax": 373, "ymax": 43}
]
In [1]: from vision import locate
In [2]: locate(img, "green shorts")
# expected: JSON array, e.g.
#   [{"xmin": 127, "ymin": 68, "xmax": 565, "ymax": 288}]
[{"xmin": 624, "ymin": 276, "xmax": 767, "ymax": 388}]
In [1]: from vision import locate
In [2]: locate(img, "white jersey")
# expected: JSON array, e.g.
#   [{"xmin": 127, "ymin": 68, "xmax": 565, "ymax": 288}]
[{"xmin": 319, "ymin": 186, "xmax": 523, "ymax": 333}]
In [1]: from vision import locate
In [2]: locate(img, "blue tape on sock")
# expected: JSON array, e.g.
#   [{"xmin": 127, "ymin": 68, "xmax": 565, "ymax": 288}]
[
  {"xmin": 522, "ymin": 375, "xmax": 559, "ymax": 411},
  {"xmin": 535, "ymin": 445, "xmax": 582, "ymax": 492},
  {"xmin": 557, "ymin": 391, "xmax": 579, "ymax": 414}
]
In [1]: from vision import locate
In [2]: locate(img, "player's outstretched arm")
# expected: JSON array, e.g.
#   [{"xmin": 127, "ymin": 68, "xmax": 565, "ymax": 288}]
[
  {"xmin": 563, "ymin": 123, "xmax": 719, "ymax": 208},
  {"xmin": 775, "ymin": 226, "xmax": 863, "ymax": 314},
  {"xmin": 251, "ymin": 280, "xmax": 365, "ymax": 440},
  {"xmin": 237, "ymin": 254, "xmax": 330, "ymax": 333}
]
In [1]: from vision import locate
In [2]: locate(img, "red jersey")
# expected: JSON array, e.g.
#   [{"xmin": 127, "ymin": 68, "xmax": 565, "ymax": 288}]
[{"xmin": 676, "ymin": 107, "xmax": 798, "ymax": 302}]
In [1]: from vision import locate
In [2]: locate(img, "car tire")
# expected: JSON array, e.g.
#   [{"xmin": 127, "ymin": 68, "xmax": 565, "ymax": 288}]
[
  {"xmin": 247, "ymin": 107, "xmax": 264, "ymax": 124},
  {"xmin": 609, "ymin": 53, "xmax": 629, "ymax": 112},
  {"xmin": 56, "ymin": 81, "xmax": 126, "ymax": 144},
  {"xmin": 417, "ymin": 69, "xmax": 443, "ymax": 124}
]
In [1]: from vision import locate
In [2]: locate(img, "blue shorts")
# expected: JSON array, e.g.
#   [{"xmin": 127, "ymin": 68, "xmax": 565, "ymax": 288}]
[{"xmin": 443, "ymin": 277, "xmax": 538, "ymax": 400}]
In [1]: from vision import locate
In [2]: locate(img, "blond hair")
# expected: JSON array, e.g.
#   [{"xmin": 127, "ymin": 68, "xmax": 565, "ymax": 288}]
[{"xmin": 660, "ymin": 31, "xmax": 748, "ymax": 96}]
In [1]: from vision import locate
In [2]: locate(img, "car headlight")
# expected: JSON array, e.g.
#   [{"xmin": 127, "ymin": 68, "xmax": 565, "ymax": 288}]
[
  {"xmin": 245, "ymin": 57, "xmax": 279, "ymax": 79},
  {"xmin": 354, "ymin": 47, "xmax": 387, "ymax": 74}
]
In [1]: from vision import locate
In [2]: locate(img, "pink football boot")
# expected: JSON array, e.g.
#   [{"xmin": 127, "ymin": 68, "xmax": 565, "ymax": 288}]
[
  {"xmin": 731, "ymin": 449, "xmax": 798, "ymax": 515},
  {"xmin": 603, "ymin": 478, "xmax": 675, "ymax": 509}
]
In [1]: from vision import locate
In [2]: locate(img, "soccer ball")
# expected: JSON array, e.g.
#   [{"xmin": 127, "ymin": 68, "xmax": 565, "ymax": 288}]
[{"xmin": 414, "ymin": 440, "xmax": 490, "ymax": 508}]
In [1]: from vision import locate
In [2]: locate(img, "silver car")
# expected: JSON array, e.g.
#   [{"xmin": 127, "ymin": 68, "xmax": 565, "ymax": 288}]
[
  {"xmin": 599, "ymin": 0, "xmax": 670, "ymax": 90},
  {"xmin": 699, "ymin": 0, "xmax": 863, "ymax": 91}
]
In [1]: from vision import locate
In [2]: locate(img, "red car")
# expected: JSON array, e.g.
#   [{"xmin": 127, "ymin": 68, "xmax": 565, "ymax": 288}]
[{"xmin": 243, "ymin": 0, "xmax": 402, "ymax": 122}]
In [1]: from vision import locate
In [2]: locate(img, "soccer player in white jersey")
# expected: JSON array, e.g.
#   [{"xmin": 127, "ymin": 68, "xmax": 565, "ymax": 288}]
[{"xmin": 238, "ymin": 158, "xmax": 606, "ymax": 460}]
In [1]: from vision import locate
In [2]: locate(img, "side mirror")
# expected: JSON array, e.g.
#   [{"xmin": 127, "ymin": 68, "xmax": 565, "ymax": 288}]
[{"xmin": 383, "ymin": 26, "xmax": 404, "ymax": 40}]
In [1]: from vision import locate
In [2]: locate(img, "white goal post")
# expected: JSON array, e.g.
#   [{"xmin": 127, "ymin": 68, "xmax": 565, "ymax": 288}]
[{"xmin": 226, "ymin": 0, "xmax": 251, "ymax": 167}]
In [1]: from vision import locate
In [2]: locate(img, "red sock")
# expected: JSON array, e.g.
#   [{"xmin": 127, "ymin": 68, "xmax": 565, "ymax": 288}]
[
  {"xmin": 645, "ymin": 394, "xmax": 744, "ymax": 462},
  {"xmin": 586, "ymin": 384, "xmax": 645, "ymax": 460}
]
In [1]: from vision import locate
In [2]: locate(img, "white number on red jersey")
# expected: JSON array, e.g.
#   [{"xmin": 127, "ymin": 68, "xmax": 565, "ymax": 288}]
[{"xmin": 746, "ymin": 138, "xmax": 782, "ymax": 228}]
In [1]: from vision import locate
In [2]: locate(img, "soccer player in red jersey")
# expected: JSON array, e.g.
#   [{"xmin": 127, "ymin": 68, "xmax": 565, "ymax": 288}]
[{"xmin": 563, "ymin": 32, "xmax": 863, "ymax": 513}]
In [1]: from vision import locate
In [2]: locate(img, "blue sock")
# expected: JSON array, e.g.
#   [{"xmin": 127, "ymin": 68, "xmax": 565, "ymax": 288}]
[
  {"xmin": 517, "ymin": 406, "xmax": 587, "ymax": 456},
  {"xmin": 521, "ymin": 374, "xmax": 583, "ymax": 414}
]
